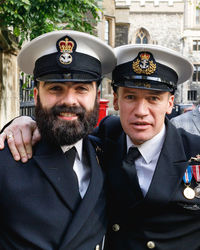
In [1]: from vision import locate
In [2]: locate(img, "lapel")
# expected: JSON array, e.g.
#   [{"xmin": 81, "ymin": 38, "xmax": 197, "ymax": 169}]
[
  {"xmin": 192, "ymin": 107, "xmax": 200, "ymax": 133},
  {"xmin": 33, "ymin": 140, "xmax": 81, "ymax": 211},
  {"xmin": 145, "ymin": 120, "xmax": 189, "ymax": 205},
  {"xmin": 59, "ymin": 137, "xmax": 105, "ymax": 249}
]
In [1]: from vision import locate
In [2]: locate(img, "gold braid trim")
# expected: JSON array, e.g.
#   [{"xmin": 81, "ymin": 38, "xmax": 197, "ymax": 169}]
[{"xmin": 132, "ymin": 59, "xmax": 156, "ymax": 75}]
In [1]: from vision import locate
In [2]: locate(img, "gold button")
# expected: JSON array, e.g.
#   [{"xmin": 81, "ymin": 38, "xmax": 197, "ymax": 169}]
[
  {"xmin": 95, "ymin": 245, "xmax": 100, "ymax": 250},
  {"xmin": 112, "ymin": 224, "xmax": 120, "ymax": 231},
  {"xmin": 147, "ymin": 241, "xmax": 155, "ymax": 249}
]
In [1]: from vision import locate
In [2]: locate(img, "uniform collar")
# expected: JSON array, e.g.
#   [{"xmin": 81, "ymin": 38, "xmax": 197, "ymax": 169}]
[
  {"xmin": 61, "ymin": 139, "xmax": 83, "ymax": 161},
  {"xmin": 126, "ymin": 125, "xmax": 166, "ymax": 164}
]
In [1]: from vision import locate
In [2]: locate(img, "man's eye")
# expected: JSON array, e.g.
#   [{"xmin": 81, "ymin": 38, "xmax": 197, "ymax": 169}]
[
  {"xmin": 49, "ymin": 86, "xmax": 62, "ymax": 91},
  {"xmin": 125, "ymin": 95, "xmax": 134, "ymax": 100},
  {"xmin": 149, "ymin": 96, "xmax": 159, "ymax": 102},
  {"xmin": 76, "ymin": 86, "xmax": 88, "ymax": 92},
  {"xmin": 150, "ymin": 96, "xmax": 159, "ymax": 101}
]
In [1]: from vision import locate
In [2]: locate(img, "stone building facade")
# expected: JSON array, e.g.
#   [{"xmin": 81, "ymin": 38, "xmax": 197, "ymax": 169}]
[
  {"xmin": 181, "ymin": 0, "xmax": 200, "ymax": 105},
  {"xmin": 1, "ymin": 0, "xmax": 200, "ymax": 125},
  {"xmin": 97, "ymin": 0, "xmax": 117, "ymax": 114},
  {"xmin": 100, "ymin": 0, "xmax": 200, "ymax": 114},
  {"xmin": 0, "ymin": 30, "xmax": 20, "ymax": 129}
]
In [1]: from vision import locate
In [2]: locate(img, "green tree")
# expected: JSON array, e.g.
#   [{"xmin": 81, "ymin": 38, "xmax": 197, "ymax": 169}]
[{"xmin": 0, "ymin": 0, "xmax": 100, "ymax": 47}]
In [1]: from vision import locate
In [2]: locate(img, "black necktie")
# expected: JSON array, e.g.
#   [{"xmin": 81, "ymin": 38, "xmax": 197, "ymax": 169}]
[
  {"xmin": 125, "ymin": 147, "xmax": 141, "ymax": 165},
  {"xmin": 65, "ymin": 147, "xmax": 77, "ymax": 169},
  {"xmin": 122, "ymin": 147, "xmax": 143, "ymax": 199},
  {"xmin": 65, "ymin": 147, "xmax": 81, "ymax": 206}
]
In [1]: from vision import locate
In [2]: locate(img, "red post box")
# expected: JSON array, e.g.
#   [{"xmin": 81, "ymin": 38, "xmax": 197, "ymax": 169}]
[{"xmin": 96, "ymin": 99, "xmax": 109, "ymax": 126}]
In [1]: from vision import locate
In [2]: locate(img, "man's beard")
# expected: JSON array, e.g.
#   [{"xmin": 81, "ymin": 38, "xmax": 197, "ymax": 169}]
[{"xmin": 35, "ymin": 96, "xmax": 99, "ymax": 146}]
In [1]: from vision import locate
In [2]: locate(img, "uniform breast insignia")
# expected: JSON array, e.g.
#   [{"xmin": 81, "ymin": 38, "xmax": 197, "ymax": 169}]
[
  {"xmin": 182, "ymin": 166, "xmax": 195, "ymax": 200},
  {"xmin": 192, "ymin": 165, "xmax": 200, "ymax": 198},
  {"xmin": 183, "ymin": 155, "xmax": 200, "ymax": 199},
  {"xmin": 95, "ymin": 145, "xmax": 103, "ymax": 167},
  {"xmin": 132, "ymin": 52, "xmax": 156, "ymax": 75},
  {"xmin": 189, "ymin": 154, "xmax": 200, "ymax": 198},
  {"xmin": 56, "ymin": 35, "xmax": 76, "ymax": 65},
  {"xmin": 178, "ymin": 202, "xmax": 200, "ymax": 210},
  {"xmin": 95, "ymin": 145, "xmax": 102, "ymax": 154},
  {"xmin": 95, "ymin": 244, "xmax": 100, "ymax": 250},
  {"xmin": 189, "ymin": 154, "xmax": 200, "ymax": 163}
]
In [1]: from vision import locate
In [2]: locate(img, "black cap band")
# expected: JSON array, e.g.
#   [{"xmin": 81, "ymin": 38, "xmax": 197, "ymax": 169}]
[
  {"xmin": 34, "ymin": 51, "xmax": 102, "ymax": 82},
  {"xmin": 112, "ymin": 55, "xmax": 178, "ymax": 92},
  {"xmin": 36, "ymin": 73, "xmax": 101, "ymax": 83}
]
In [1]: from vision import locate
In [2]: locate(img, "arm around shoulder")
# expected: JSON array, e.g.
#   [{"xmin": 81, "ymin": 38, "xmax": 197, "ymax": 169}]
[{"xmin": 0, "ymin": 116, "xmax": 40, "ymax": 163}]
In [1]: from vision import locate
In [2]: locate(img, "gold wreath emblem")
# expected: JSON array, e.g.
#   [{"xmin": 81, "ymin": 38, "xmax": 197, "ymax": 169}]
[{"xmin": 132, "ymin": 59, "xmax": 156, "ymax": 75}]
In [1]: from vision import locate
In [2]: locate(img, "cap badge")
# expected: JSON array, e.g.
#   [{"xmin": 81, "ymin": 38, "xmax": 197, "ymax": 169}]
[
  {"xmin": 56, "ymin": 35, "xmax": 77, "ymax": 65},
  {"xmin": 59, "ymin": 38, "xmax": 74, "ymax": 53},
  {"xmin": 132, "ymin": 52, "xmax": 156, "ymax": 75}
]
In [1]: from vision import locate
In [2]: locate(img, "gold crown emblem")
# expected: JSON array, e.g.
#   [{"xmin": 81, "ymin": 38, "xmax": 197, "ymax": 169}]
[
  {"xmin": 59, "ymin": 38, "xmax": 74, "ymax": 53},
  {"xmin": 140, "ymin": 53, "xmax": 150, "ymax": 60}
]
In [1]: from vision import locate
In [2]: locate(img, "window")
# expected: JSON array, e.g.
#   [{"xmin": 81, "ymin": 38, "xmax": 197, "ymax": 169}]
[
  {"xmin": 136, "ymin": 36, "xmax": 141, "ymax": 44},
  {"xmin": 188, "ymin": 90, "xmax": 197, "ymax": 101},
  {"xmin": 196, "ymin": 9, "xmax": 200, "ymax": 24},
  {"xmin": 115, "ymin": 24, "xmax": 129, "ymax": 47},
  {"xmin": 193, "ymin": 64, "xmax": 200, "ymax": 82},
  {"xmin": 104, "ymin": 20, "xmax": 110, "ymax": 45},
  {"xmin": 135, "ymin": 28, "xmax": 148, "ymax": 44},
  {"xmin": 104, "ymin": 17, "xmax": 115, "ymax": 47},
  {"xmin": 196, "ymin": 1, "xmax": 200, "ymax": 25},
  {"xmin": 193, "ymin": 40, "xmax": 200, "ymax": 51}
]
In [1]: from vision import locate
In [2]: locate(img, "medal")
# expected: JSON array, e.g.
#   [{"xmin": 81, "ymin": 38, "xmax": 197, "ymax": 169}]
[
  {"xmin": 183, "ymin": 186, "xmax": 195, "ymax": 200},
  {"xmin": 194, "ymin": 185, "xmax": 200, "ymax": 198},
  {"xmin": 183, "ymin": 166, "xmax": 195, "ymax": 200},
  {"xmin": 192, "ymin": 165, "xmax": 200, "ymax": 198}
]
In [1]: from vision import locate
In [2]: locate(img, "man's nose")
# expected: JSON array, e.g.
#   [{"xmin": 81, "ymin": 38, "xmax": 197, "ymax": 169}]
[
  {"xmin": 134, "ymin": 99, "xmax": 149, "ymax": 117},
  {"xmin": 60, "ymin": 89, "xmax": 78, "ymax": 106}
]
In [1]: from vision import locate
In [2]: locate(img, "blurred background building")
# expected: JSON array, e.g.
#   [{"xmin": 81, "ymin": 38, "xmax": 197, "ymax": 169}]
[
  {"xmin": 1, "ymin": 0, "xmax": 200, "ymax": 127},
  {"xmin": 100, "ymin": 0, "xmax": 200, "ymax": 115}
]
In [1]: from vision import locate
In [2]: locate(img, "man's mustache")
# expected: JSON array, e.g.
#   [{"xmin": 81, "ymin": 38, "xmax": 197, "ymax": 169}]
[{"xmin": 51, "ymin": 105, "xmax": 85, "ymax": 118}]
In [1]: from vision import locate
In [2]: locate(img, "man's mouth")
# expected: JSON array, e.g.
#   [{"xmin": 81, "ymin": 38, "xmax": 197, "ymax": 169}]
[
  {"xmin": 131, "ymin": 121, "xmax": 151, "ymax": 129},
  {"xmin": 58, "ymin": 112, "xmax": 78, "ymax": 120},
  {"xmin": 134, "ymin": 121, "xmax": 150, "ymax": 125}
]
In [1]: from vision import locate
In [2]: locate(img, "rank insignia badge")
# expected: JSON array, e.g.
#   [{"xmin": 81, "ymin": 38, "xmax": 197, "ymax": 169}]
[
  {"xmin": 132, "ymin": 51, "xmax": 157, "ymax": 75},
  {"xmin": 56, "ymin": 35, "xmax": 77, "ymax": 65},
  {"xmin": 183, "ymin": 155, "xmax": 200, "ymax": 199}
]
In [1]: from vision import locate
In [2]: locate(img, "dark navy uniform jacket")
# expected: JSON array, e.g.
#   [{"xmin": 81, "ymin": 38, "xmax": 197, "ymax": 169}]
[
  {"xmin": 0, "ymin": 136, "xmax": 106, "ymax": 250},
  {"xmin": 93, "ymin": 115, "xmax": 200, "ymax": 250}
]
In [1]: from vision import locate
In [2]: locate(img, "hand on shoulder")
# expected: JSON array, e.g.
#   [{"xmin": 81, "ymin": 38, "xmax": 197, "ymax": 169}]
[{"xmin": 0, "ymin": 116, "xmax": 40, "ymax": 162}]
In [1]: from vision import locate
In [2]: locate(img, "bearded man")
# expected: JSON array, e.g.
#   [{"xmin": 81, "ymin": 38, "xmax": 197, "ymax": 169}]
[{"xmin": 0, "ymin": 30, "xmax": 116, "ymax": 250}]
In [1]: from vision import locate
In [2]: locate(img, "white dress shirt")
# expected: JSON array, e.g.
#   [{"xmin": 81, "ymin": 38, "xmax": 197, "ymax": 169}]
[
  {"xmin": 61, "ymin": 139, "xmax": 90, "ymax": 198},
  {"xmin": 126, "ymin": 125, "xmax": 166, "ymax": 196}
]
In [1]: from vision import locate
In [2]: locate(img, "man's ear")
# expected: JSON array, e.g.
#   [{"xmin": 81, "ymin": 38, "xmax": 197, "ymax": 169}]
[
  {"xmin": 166, "ymin": 94, "xmax": 174, "ymax": 115},
  {"xmin": 33, "ymin": 88, "xmax": 38, "ymax": 105},
  {"xmin": 97, "ymin": 90, "xmax": 100, "ymax": 103},
  {"xmin": 113, "ymin": 92, "xmax": 119, "ymax": 111}
]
